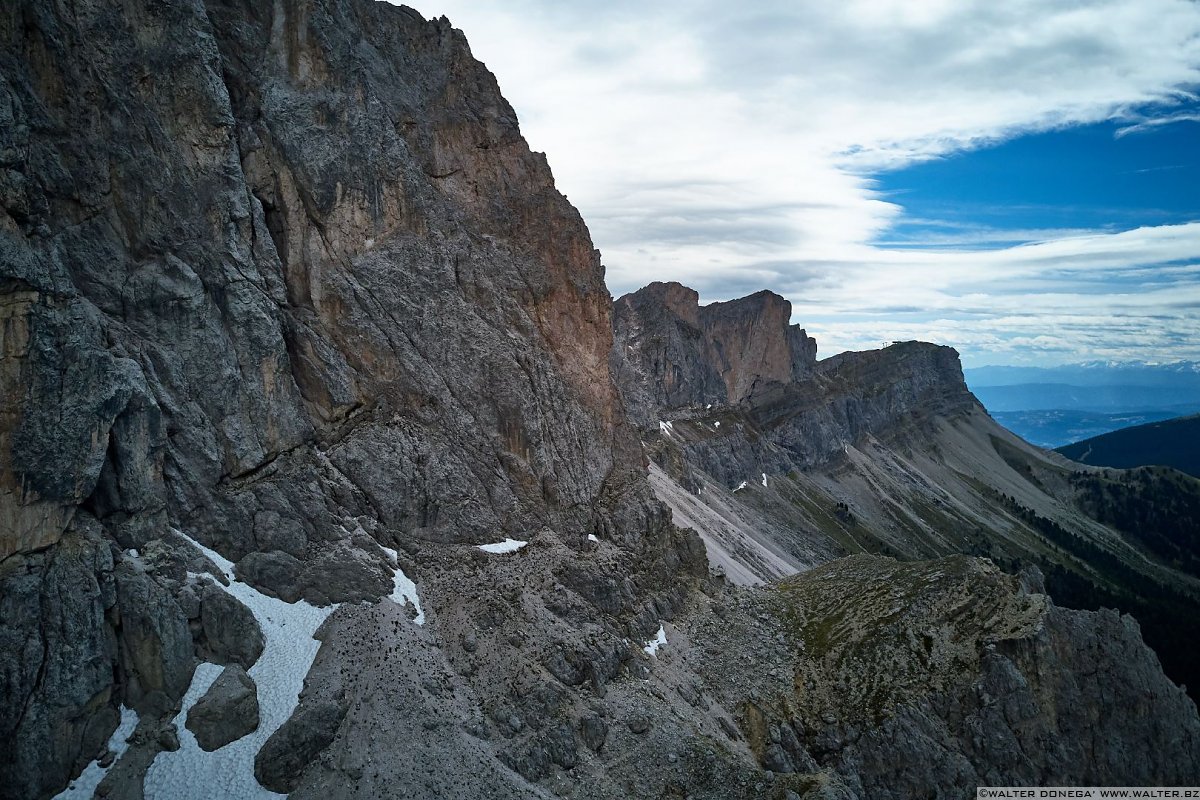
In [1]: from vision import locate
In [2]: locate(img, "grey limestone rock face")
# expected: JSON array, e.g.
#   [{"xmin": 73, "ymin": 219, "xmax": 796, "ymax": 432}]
[
  {"xmin": 185, "ymin": 664, "xmax": 260, "ymax": 752},
  {"xmin": 196, "ymin": 580, "xmax": 265, "ymax": 669},
  {"xmin": 0, "ymin": 520, "xmax": 118, "ymax": 800},
  {"xmin": 614, "ymin": 283, "xmax": 974, "ymax": 485},
  {"xmin": 0, "ymin": 0, "xmax": 704, "ymax": 795},
  {"xmin": 614, "ymin": 283, "xmax": 979, "ymax": 504},
  {"xmin": 613, "ymin": 281, "xmax": 818, "ymax": 424}
]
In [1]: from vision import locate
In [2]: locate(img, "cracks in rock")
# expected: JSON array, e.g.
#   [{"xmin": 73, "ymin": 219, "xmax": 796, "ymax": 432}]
[
  {"xmin": 216, "ymin": 437, "xmax": 308, "ymax": 489},
  {"xmin": 311, "ymin": 447, "xmax": 385, "ymax": 532},
  {"xmin": 11, "ymin": 548, "xmax": 58, "ymax": 754}
]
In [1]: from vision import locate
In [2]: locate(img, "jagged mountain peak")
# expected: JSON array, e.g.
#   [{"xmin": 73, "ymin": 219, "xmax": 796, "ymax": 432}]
[{"xmin": 614, "ymin": 282, "xmax": 818, "ymax": 419}]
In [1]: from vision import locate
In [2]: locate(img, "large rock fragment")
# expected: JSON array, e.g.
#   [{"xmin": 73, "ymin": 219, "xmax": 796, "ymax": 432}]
[
  {"xmin": 197, "ymin": 580, "xmax": 264, "ymax": 670},
  {"xmin": 254, "ymin": 698, "xmax": 347, "ymax": 793},
  {"xmin": 113, "ymin": 561, "xmax": 195, "ymax": 713},
  {"xmin": 185, "ymin": 664, "xmax": 260, "ymax": 751}
]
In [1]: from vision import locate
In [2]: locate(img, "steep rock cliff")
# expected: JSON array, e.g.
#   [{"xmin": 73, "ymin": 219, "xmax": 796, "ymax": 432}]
[
  {"xmin": 0, "ymin": 2, "xmax": 703, "ymax": 796},
  {"xmin": 613, "ymin": 281, "xmax": 817, "ymax": 425}
]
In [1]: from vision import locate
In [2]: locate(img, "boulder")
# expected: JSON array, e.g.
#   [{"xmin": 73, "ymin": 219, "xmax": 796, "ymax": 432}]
[
  {"xmin": 185, "ymin": 665, "xmax": 259, "ymax": 752},
  {"xmin": 197, "ymin": 581, "xmax": 264, "ymax": 669}
]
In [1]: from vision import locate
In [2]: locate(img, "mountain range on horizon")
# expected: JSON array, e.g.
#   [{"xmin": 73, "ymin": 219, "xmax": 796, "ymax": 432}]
[
  {"xmin": 961, "ymin": 360, "xmax": 1200, "ymax": 447},
  {"xmin": 970, "ymin": 360, "xmax": 1200, "ymax": 377},
  {"xmin": 2, "ymin": 2, "xmax": 1198, "ymax": 799}
]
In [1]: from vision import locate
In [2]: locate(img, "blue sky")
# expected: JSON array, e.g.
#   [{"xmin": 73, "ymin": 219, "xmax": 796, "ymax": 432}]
[
  {"xmin": 875, "ymin": 113, "xmax": 1200, "ymax": 248},
  {"xmin": 404, "ymin": 0, "xmax": 1200, "ymax": 367}
]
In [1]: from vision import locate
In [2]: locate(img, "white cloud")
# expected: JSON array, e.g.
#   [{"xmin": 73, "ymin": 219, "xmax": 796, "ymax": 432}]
[{"xmin": 401, "ymin": 0, "xmax": 1200, "ymax": 365}]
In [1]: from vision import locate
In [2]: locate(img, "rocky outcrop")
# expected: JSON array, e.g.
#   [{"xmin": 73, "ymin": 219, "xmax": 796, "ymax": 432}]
[
  {"xmin": 186, "ymin": 664, "xmax": 259, "ymax": 751},
  {"xmin": 686, "ymin": 555, "xmax": 1200, "ymax": 797},
  {"xmin": 613, "ymin": 282, "xmax": 817, "ymax": 422}
]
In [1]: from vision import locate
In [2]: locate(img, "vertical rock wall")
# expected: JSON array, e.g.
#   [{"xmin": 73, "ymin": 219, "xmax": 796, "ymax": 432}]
[{"xmin": 0, "ymin": 2, "xmax": 703, "ymax": 796}]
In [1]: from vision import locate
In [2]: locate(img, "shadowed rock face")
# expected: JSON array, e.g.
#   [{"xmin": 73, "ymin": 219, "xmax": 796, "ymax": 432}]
[{"xmin": 0, "ymin": 1, "xmax": 702, "ymax": 796}]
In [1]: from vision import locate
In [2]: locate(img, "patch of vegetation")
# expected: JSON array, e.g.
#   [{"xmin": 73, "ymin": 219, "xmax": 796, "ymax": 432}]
[
  {"xmin": 988, "ymin": 487, "xmax": 1200, "ymax": 702},
  {"xmin": 989, "ymin": 433, "xmax": 1062, "ymax": 492},
  {"xmin": 1068, "ymin": 467, "xmax": 1200, "ymax": 578},
  {"xmin": 1057, "ymin": 414, "xmax": 1200, "ymax": 477},
  {"xmin": 785, "ymin": 487, "xmax": 871, "ymax": 555}
]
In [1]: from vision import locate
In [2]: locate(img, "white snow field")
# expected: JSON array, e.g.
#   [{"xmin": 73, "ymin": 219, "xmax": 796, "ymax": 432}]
[
  {"xmin": 379, "ymin": 545, "xmax": 425, "ymax": 624},
  {"xmin": 476, "ymin": 538, "xmax": 528, "ymax": 554},
  {"xmin": 142, "ymin": 532, "xmax": 337, "ymax": 799},
  {"xmin": 643, "ymin": 624, "xmax": 668, "ymax": 657}
]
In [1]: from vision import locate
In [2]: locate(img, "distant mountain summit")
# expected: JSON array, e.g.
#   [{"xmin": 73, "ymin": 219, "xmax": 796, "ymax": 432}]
[{"xmin": 615, "ymin": 282, "xmax": 1200, "ymax": 712}]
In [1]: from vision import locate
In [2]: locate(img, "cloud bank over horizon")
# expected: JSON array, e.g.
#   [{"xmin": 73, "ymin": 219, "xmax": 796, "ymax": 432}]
[{"xmin": 403, "ymin": 0, "xmax": 1200, "ymax": 366}]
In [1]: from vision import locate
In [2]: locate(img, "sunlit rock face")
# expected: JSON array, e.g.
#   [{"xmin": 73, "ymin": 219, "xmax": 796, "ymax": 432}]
[{"xmin": 613, "ymin": 281, "xmax": 818, "ymax": 418}]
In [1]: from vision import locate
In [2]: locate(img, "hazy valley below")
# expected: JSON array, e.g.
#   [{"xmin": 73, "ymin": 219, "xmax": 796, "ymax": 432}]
[{"xmin": 966, "ymin": 362, "xmax": 1200, "ymax": 447}]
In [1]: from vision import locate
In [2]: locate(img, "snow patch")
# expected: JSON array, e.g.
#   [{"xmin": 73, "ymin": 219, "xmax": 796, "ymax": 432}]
[
  {"xmin": 658, "ymin": 420, "xmax": 674, "ymax": 436},
  {"xmin": 379, "ymin": 546, "xmax": 425, "ymax": 624},
  {"xmin": 714, "ymin": 421, "xmax": 720, "ymax": 429},
  {"xmin": 587, "ymin": 534, "xmax": 599, "ymax": 543},
  {"xmin": 733, "ymin": 480, "xmax": 749, "ymax": 493},
  {"xmin": 144, "ymin": 531, "xmax": 337, "ymax": 799},
  {"xmin": 643, "ymin": 624, "xmax": 667, "ymax": 657},
  {"xmin": 761, "ymin": 472, "xmax": 768, "ymax": 488},
  {"xmin": 53, "ymin": 706, "xmax": 140, "ymax": 799},
  {"xmin": 477, "ymin": 538, "xmax": 528, "ymax": 554}
]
